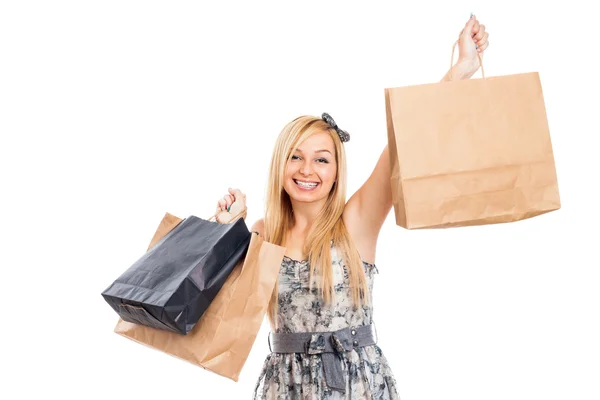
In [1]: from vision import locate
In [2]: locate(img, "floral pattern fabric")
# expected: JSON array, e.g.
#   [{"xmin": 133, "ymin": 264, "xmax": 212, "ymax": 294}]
[{"xmin": 253, "ymin": 246, "xmax": 400, "ymax": 399}]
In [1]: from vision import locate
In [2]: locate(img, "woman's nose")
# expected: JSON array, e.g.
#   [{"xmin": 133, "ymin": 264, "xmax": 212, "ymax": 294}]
[{"xmin": 300, "ymin": 161, "xmax": 313, "ymax": 177}]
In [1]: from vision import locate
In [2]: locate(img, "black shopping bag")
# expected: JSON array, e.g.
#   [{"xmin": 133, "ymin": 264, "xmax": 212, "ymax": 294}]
[{"xmin": 101, "ymin": 214, "xmax": 251, "ymax": 335}]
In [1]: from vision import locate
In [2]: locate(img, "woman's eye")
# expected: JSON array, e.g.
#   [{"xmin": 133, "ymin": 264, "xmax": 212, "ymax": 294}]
[{"xmin": 290, "ymin": 155, "xmax": 328, "ymax": 163}]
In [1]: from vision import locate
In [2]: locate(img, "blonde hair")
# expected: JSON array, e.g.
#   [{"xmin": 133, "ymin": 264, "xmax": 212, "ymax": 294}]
[{"xmin": 264, "ymin": 115, "xmax": 369, "ymax": 329}]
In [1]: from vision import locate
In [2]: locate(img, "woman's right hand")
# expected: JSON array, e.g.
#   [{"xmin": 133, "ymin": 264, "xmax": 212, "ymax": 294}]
[{"xmin": 215, "ymin": 188, "xmax": 247, "ymax": 223}]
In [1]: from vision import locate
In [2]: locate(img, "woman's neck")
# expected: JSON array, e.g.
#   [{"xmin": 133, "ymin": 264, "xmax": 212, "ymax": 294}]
[{"xmin": 289, "ymin": 198, "xmax": 327, "ymax": 232}]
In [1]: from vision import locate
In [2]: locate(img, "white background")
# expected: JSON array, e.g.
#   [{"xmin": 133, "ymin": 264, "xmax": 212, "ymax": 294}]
[{"xmin": 1, "ymin": 1, "xmax": 598, "ymax": 399}]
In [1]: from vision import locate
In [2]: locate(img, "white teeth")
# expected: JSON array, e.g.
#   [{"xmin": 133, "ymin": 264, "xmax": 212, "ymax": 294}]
[{"xmin": 295, "ymin": 180, "xmax": 318, "ymax": 188}]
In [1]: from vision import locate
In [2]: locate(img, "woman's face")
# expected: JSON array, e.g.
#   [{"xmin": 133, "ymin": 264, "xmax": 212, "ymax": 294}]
[{"xmin": 283, "ymin": 131, "xmax": 337, "ymax": 204}]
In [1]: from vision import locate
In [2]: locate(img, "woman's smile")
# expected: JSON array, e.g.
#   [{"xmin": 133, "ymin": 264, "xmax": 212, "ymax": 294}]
[{"xmin": 293, "ymin": 179, "xmax": 320, "ymax": 191}]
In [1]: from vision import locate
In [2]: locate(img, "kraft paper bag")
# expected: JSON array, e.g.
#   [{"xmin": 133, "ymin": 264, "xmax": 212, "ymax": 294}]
[
  {"xmin": 114, "ymin": 212, "xmax": 285, "ymax": 381},
  {"xmin": 385, "ymin": 53, "xmax": 560, "ymax": 229}
]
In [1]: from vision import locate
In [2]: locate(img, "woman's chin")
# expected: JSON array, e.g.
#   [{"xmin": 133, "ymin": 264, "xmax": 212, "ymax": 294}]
[{"xmin": 285, "ymin": 185, "xmax": 324, "ymax": 202}]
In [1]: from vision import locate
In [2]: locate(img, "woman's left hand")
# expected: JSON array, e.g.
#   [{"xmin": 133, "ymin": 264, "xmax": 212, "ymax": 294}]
[
  {"xmin": 457, "ymin": 14, "xmax": 489, "ymax": 70},
  {"xmin": 215, "ymin": 188, "xmax": 247, "ymax": 223}
]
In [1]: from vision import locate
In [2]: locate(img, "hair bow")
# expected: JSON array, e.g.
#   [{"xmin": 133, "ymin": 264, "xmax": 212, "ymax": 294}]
[{"xmin": 322, "ymin": 112, "xmax": 350, "ymax": 143}]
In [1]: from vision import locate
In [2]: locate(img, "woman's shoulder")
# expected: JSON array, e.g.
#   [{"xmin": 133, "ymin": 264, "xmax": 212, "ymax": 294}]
[{"xmin": 250, "ymin": 218, "xmax": 265, "ymax": 238}]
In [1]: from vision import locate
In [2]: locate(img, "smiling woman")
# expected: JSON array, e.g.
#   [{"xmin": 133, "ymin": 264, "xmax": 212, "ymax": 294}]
[
  {"xmin": 211, "ymin": 13, "xmax": 490, "ymax": 399},
  {"xmin": 247, "ymin": 113, "xmax": 402, "ymax": 399},
  {"xmin": 285, "ymin": 133, "xmax": 337, "ymax": 199}
]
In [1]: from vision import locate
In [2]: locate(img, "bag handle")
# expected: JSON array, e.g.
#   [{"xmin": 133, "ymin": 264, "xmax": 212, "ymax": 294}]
[
  {"xmin": 449, "ymin": 39, "xmax": 485, "ymax": 80},
  {"xmin": 208, "ymin": 207, "xmax": 247, "ymax": 224}
]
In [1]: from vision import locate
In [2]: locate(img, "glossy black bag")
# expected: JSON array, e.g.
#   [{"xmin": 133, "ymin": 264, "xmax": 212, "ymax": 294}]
[{"xmin": 101, "ymin": 211, "xmax": 250, "ymax": 335}]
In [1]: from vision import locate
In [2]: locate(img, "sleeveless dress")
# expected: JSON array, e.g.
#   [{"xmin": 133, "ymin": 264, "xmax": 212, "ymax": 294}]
[{"xmin": 253, "ymin": 246, "xmax": 400, "ymax": 399}]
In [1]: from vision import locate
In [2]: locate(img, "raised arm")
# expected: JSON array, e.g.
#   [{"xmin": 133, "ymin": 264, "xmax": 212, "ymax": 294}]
[
  {"xmin": 343, "ymin": 16, "xmax": 488, "ymax": 256},
  {"xmin": 343, "ymin": 145, "xmax": 393, "ymax": 246}
]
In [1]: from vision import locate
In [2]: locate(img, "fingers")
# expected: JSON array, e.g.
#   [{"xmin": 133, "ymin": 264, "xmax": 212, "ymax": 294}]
[
  {"xmin": 471, "ymin": 20, "xmax": 481, "ymax": 37},
  {"xmin": 217, "ymin": 195, "xmax": 233, "ymax": 211},
  {"xmin": 465, "ymin": 14, "xmax": 476, "ymax": 28},
  {"xmin": 227, "ymin": 188, "xmax": 247, "ymax": 207},
  {"xmin": 226, "ymin": 194, "xmax": 235, "ymax": 206},
  {"xmin": 217, "ymin": 188, "xmax": 246, "ymax": 212},
  {"xmin": 473, "ymin": 24, "xmax": 485, "ymax": 41},
  {"xmin": 477, "ymin": 32, "xmax": 489, "ymax": 49},
  {"xmin": 478, "ymin": 38, "xmax": 489, "ymax": 53},
  {"xmin": 460, "ymin": 16, "xmax": 475, "ymax": 39},
  {"xmin": 225, "ymin": 194, "xmax": 234, "ymax": 209},
  {"xmin": 474, "ymin": 29, "xmax": 488, "ymax": 53},
  {"xmin": 228, "ymin": 187, "xmax": 246, "ymax": 200},
  {"xmin": 467, "ymin": 15, "xmax": 489, "ymax": 53}
]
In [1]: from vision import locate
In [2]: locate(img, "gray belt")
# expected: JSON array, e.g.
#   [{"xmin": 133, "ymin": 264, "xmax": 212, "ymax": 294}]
[{"xmin": 268, "ymin": 324, "xmax": 377, "ymax": 393}]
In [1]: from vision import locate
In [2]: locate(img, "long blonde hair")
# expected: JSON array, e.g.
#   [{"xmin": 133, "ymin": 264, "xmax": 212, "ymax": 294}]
[{"xmin": 264, "ymin": 115, "xmax": 369, "ymax": 329}]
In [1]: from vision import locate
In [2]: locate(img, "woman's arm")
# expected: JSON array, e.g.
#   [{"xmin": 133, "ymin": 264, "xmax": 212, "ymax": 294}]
[
  {"xmin": 342, "ymin": 145, "xmax": 393, "ymax": 252},
  {"xmin": 441, "ymin": 58, "xmax": 480, "ymax": 81},
  {"xmin": 343, "ymin": 16, "xmax": 489, "ymax": 255}
]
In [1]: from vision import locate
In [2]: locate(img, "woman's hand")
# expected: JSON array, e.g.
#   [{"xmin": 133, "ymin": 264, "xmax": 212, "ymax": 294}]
[
  {"xmin": 215, "ymin": 188, "xmax": 247, "ymax": 223},
  {"xmin": 443, "ymin": 14, "xmax": 490, "ymax": 81},
  {"xmin": 457, "ymin": 14, "xmax": 489, "ymax": 73}
]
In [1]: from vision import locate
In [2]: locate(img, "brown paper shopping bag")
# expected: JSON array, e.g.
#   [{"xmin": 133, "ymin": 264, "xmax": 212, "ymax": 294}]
[
  {"xmin": 114, "ymin": 212, "xmax": 285, "ymax": 381},
  {"xmin": 385, "ymin": 46, "xmax": 560, "ymax": 229}
]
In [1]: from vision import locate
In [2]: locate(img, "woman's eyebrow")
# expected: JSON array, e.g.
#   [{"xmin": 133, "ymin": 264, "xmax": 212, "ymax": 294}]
[{"xmin": 296, "ymin": 148, "xmax": 332, "ymax": 154}]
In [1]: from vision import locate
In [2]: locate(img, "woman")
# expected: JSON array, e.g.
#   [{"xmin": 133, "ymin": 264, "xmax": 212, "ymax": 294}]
[{"xmin": 216, "ymin": 15, "xmax": 489, "ymax": 400}]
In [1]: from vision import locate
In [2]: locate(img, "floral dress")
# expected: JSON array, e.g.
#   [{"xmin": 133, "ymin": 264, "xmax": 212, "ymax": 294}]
[{"xmin": 253, "ymin": 245, "xmax": 400, "ymax": 399}]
